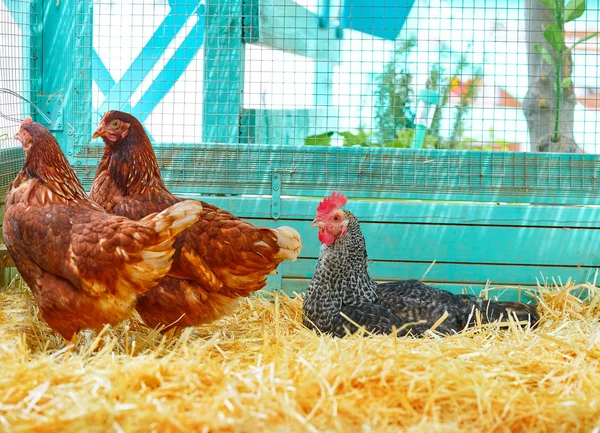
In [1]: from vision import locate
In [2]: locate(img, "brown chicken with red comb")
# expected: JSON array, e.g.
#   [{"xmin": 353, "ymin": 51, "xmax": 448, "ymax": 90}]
[
  {"xmin": 2, "ymin": 118, "xmax": 203, "ymax": 340},
  {"xmin": 90, "ymin": 111, "xmax": 302, "ymax": 331}
]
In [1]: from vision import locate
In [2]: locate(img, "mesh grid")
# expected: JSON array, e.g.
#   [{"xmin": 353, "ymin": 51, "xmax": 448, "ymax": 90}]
[
  {"xmin": 0, "ymin": 0, "xmax": 35, "ymax": 198},
  {"xmin": 0, "ymin": 0, "xmax": 36, "ymax": 149},
  {"xmin": 66, "ymin": 0, "xmax": 600, "ymax": 200}
]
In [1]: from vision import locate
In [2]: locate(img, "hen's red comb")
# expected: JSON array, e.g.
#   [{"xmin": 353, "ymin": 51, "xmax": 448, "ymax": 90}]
[
  {"xmin": 21, "ymin": 117, "xmax": 33, "ymax": 127},
  {"xmin": 317, "ymin": 191, "xmax": 347, "ymax": 217}
]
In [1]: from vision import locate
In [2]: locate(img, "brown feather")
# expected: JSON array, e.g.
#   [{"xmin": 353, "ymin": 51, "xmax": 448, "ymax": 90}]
[
  {"xmin": 90, "ymin": 110, "xmax": 302, "ymax": 330},
  {"xmin": 3, "ymin": 121, "xmax": 202, "ymax": 339}
]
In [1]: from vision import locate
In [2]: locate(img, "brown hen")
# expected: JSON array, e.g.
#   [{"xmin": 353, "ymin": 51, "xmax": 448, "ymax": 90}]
[
  {"xmin": 90, "ymin": 111, "xmax": 302, "ymax": 331},
  {"xmin": 2, "ymin": 118, "xmax": 203, "ymax": 340}
]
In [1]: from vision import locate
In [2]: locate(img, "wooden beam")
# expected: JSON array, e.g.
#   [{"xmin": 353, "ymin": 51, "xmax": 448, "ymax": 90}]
[
  {"xmin": 250, "ymin": 0, "xmax": 341, "ymax": 62},
  {"xmin": 73, "ymin": 145, "xmax": 600, "ymax": 205}
]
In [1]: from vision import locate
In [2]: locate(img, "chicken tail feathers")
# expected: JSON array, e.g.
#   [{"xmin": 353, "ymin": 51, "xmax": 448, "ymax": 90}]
[
  {"xmin": 477, "ymin": 299, "xmax": 540, "ymax": 328},
  {"xmin": 272, "ymin": 226, "xmax": 302, "ymax": 261},
  {"xmin": 140, "ymin": 200, "xmax": 203, "ymax": 241},
  {"xmin": 122, "ymin": 200, "xmax": 203, "ymax": 293}
]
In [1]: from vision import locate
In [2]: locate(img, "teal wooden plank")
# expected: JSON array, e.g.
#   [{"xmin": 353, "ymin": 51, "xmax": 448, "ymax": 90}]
[
  {"xmin": 72, "ymin": 0, "xmax": 94, "ymax": 154},
  {"xmin": 91, "ymin": 49, "xmax": 114, "ymax": 95},
  {"xmin": 73, "ymin": 145, "xmax": 600, "ymax": 205},
  {"xmin": 254, "ymin": 109, "xmax": 308, "ymax": 146},
  {"xmin": 275, "ymin": 259, "xmax": 599, "ymax": 287},
  {"xmin": 181, "ymin": 196, "xmax": 600, "ymax": 229},
  {"xmin": 242, "ymin": 0, "xmax": 259, "ymax": 43},
  {"xmin": 340, "ymin": 0, "xmax": 414, "ymax": 41},
  {"xmin": 253, "ymin": 0, "xmax": 341, "ymax": 62},
  {"xmin": 38, "ymin": 0, "xmax": 75, "ymax": 149},
  {"xmin": 95, "ymin": 2, "xmax": 199, "ymax": 116},
  {"xmin": 267, "ymin": 279, "xmax": 539, "ymax": 303},
  {"xmin": 202, "ymin": 0, "xmax": 244, "ymax": 144},
  {"xmin": 131, "ymin": 10, "xmax": 205, "ymax": 123},
  {"xmin": 241, "ymin": 218, "xmax": 600, "ymax": 267},
  {"xmin": 6, "ymin": 0, "xmax": 38, "ymax": 119}
]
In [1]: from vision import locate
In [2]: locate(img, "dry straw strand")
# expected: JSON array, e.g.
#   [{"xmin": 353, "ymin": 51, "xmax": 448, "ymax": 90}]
[{"xmin": 0, "ymin": 278, "xmax": 598, "ymax": 432}]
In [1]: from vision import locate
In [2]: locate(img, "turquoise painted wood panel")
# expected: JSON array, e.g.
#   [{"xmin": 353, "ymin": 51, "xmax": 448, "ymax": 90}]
[
  {"xmin": 339, "ymin": 0, "xmax": 414, "ymax": 41},
  {"xmin": 249, "ymin": 109, "xmax": 316, "ymax": 145},
  {"xmin": 270, "ymin": 279, "xmax": 539, "ymax": 303},
  {"xmin": 74, "ymin": 145, "xmax": 600, "ymax": 205},
  {"xmin": 275, "ymin": 259, "xmax": 599, "ymax": 287},
  {"xmin": 250, "ymin": 0, "xmax": 341, "ymax": 62},
  {"xmin": 130, "ymin": 10, "xmax": 205, "ymax": 123},
  {"xmin": 94, "ymin": 2, "xmax": 201, "ymax": 117},
  {"xmin": 5, "ymin": 0, "xmax": 39, "ymax": 118},
  {"xmin": 36, "ymin": 0, "xmax": 78, "ymax": 154},
  {"xmin": 73, "ymin": 0, "xmax": 93, "ymax": 150},
  {"xmin": 243, "ymin": 218, "xmax": 600, "ymax": 267},
  {"xmin": 195, "ymin": 195, "xmax": 597, "ymax": 298},
  {"xmin": 182, "ymin": 196, "xmax": 600, "ymax": 228},
  {"xmin": 202, "ymin": 0, "xmax": 244, "ymax": 144}
]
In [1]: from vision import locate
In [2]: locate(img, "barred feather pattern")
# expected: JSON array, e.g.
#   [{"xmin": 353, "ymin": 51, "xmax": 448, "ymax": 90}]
[{"xmin": 303, "ymin": 211, "xmax": 539, "ymax": 338}]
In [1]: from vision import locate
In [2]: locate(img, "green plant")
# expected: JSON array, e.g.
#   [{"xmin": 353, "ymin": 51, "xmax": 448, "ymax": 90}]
[
  {"xmin": 449, "ymin": 65, "xmax": 483, "ymax": 146},
  {"xmin": 374, "ymin": 37, "xmax": 417, "ymax": 143},
  {"xmin": 304, "ymin": 39, "xmax": 485, "ymax": 151},
  {"xmin": 425, "ymin": 64, "xmax": 444, "ymax": 142},
  {"xmin": 535, "ymin": 0, "xmax": 598, "ymax": 143},
  {"xmin": 305, "ymin": 129, "xmax": 373, "ymax": 147}
]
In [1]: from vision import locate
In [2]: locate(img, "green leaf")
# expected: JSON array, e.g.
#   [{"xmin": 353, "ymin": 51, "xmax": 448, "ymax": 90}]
[
  {"xmin": 337, "ymin": 131, "xmax": 372, "ymax": 147},
  {"xmin": 565, "ymin": 31, "xmax": 599, "ymax": 54},
  {"xmin": 561, "ymin": 77, "xmax": 573, "ymax": 88},
  {"xmin": 304, "ymin": 131, "xmax": 334, "ymax": 146},
  {"xmin": 537, "ymin": 0, "xmax": 557, "ymax": 10},
  {"xmin": 534, "ymin": 44, "xmax": 556, "ymax": 65},
  {"xmin": 565, "ymin": 0, "xmax": 586, "ymax": 22},
  {"xmin": 543, "ymin": 23, "xmax": 564, "ymax": 53}
]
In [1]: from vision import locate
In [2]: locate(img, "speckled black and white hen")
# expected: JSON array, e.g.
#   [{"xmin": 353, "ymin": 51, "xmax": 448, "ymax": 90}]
[{"xmin": 302, "ymin": 191, "xmax": 540, "ymax": 338}]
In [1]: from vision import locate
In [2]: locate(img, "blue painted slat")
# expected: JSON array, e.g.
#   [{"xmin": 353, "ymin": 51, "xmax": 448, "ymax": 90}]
[
  {"xmin": 96, "ymin": 1, "xmax": 199, "ymax": 115},
  {"xmin": 74, "ymin": 144, "xmax": 600, "ymax": 205},
  {"xmin": 241, "ymin": 218, "xmax": 600, "ymax": 267},
  {"xmin": 251, "ymin": 0, "xmax": 341, "ymax": 62},
  {"xmin": 202, "ymin": 0, "xmax": 244, "ymax": 144},
  {"xmin": 91, "ymin": 49, "xmax": 115, "ymax": 95},
  {"xmin": 267, "ymin": 279, "xmax": 539, "ymax": 303},
  {"xmin": 5, "ymin": 0, "xmax": 32, "ymax": 32},
  {"xmin": 5, "ymin": 0, "xmax": 38, "ymax": 123},
  {"xmin": 40, "ymin": 0, "xmax": 79, "ymax": 151},
  {"xmin": 276, "ymin": 259, "xmax": 599, "ymax": 287},
  {"xmin": 340, "ymin": 0, "xmax": 415, "ymax": 40},
  {"xmin": 72, "ymin": 0, "xmax": 93, "ymax": 155},
  {"xmin": 130, "ymin": 9, "xmax": 205, "ymax": 123},
  {"xmin": 188, "ymin": 196, "xmax": 600, "ymax": 229}
]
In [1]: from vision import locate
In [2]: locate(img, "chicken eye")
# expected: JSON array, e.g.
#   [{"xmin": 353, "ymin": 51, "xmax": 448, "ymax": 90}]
[
  {"xmin": 110, "ymin": 120, "xmax": 120, "ymax": 128},
  {"xmin": 333, "ymin": 215, "xmax": 341, "ymax": 222}
]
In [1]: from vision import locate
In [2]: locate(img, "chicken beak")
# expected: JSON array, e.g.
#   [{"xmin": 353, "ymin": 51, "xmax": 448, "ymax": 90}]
[
  {"xmin": 92, "ymin": 122, "xmax": 105, "ymax": 139},
  {"xmin": 311, "ymin": 218, "xmax": 322, "ymax": 228}
]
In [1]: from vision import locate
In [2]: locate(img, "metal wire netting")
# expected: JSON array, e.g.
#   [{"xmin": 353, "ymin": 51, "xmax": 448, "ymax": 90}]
[
  {"xmin": 0, "ymin": 0, "xmax": 36, "ymax": 149},
  {"xmin": 73, "ymin": 0, "xmax": 600, "ymax": 149},
  {"xmin": 3, "ymin": 0, "xmax": 600, "ymax": 200}
]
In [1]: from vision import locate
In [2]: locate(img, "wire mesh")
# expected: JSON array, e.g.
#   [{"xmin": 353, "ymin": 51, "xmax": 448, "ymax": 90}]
[
  {"xmin": 0, "ymin": 0, "xmax": 36, "ymax": 149},
  {"xmin": 0, "ymin": 0, "xmax": 36, "ymax": 199},
  {"xmin": 66, "ymin": 0, "xmax": 600, "ymax": 200}
]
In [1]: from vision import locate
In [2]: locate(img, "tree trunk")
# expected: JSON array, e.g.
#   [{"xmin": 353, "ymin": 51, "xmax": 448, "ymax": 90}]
[{"xmin": 522, "ymin": 0, "xmax": 579, "ymax": 153}]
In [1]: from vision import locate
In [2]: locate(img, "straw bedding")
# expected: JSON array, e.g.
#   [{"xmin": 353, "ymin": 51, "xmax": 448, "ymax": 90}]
[{"xmin": 0, "ymin": 277, "xmax": 599, "ymax": 433}]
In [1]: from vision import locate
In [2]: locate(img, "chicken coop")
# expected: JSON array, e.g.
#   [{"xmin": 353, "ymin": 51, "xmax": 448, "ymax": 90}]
[{"xmin": 2, "ymin": 0, "xmax": 600, "ymax": 296}]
